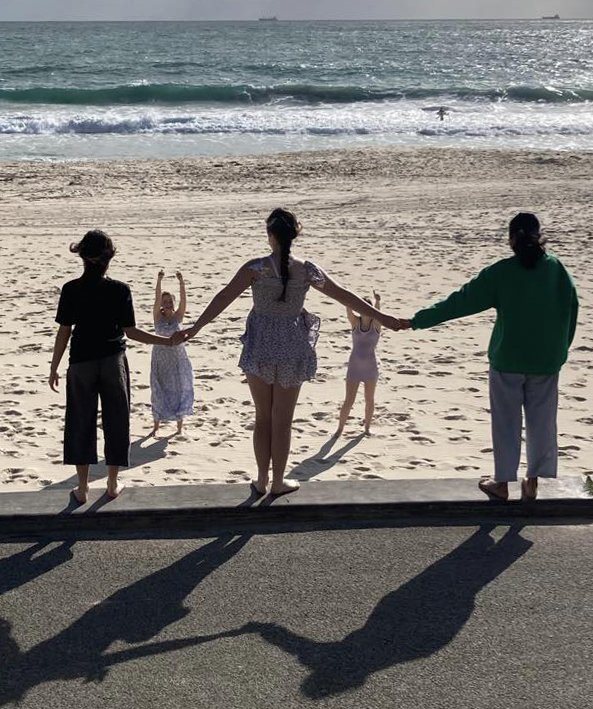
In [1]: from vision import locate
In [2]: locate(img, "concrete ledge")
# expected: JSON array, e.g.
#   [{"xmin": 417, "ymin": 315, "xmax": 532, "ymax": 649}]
[{"xmin": 0, "ymin": 476, "xmax": 591, "ymax": 535}]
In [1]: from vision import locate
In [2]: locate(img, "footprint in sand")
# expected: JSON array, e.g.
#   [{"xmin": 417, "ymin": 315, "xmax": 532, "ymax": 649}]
[{"xmin": 410, "ymin": 435, "xmax": 435, "ymax": 444}]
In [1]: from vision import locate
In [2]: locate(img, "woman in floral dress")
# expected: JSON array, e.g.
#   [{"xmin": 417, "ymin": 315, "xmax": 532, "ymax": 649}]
[{"xmin": 182, "ymin": 209, "xmax": 400, "ymax": 495}]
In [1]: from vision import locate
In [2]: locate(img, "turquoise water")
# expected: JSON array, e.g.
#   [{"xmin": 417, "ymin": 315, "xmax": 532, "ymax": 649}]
[{"xmin": 1, "ymin": 20, "xmax": 592, "ymax": 160}]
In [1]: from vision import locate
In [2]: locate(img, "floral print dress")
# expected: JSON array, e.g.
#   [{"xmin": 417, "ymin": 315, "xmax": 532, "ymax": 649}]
[
  {"xmin": 239, "ymin": 257, "xmax": 326, "ymax": 388},
  {"xmin": 150, "ymin": 317, "xmax": 194, "ymax": 422}
]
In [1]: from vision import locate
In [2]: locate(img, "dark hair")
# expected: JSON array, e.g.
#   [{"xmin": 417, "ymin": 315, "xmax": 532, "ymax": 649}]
[
  {"xmin": 266, "ymin": 208, "xmax": 301, "ymax": 302},
  {"xmin": 509, "ymin": 213, "xmax": 546, "ymax": 269},
  {"xmin": 70, "ymin": 230, "xmax": 116, "ymax": 277}
]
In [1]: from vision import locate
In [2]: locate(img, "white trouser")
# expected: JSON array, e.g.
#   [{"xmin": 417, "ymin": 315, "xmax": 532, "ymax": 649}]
[{"xmin": 489, "ymin": 367, "xmax": 559, "ymax": 482}]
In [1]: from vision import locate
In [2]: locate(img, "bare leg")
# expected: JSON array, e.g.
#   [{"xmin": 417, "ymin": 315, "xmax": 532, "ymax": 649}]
[
  {"xmin": 270, "ymin": 383, "xmax": 302, "ymax": 495},
  {"xmin": 176, "ymin": 419, "xmax": 183, "ymax": 434},
  {"xmin": 336, "ymin": 380, "xmax": 360, "ymax": 436},
  {"xmin": 363, "ymin": 380, "xmax": 377, "ymax": 436},
  {"xmin": 73, "ymin": 465, "xmax": 90, "ymax": 503},
  {"xmin": 151, "ymin": 420, "xmax": 160, "ymax": 437},
  {"xmin": 107, "ymin": 465, "xmax": 124, "ymax": 498},
  {"xmin": 247, "ymin": 374, "xmax": 273, "ymax": 494}
]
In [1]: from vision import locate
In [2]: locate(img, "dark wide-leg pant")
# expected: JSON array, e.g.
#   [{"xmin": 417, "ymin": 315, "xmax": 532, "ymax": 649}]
[{"xmin": 64, "ymin": 353, "xmax": 131, "ymax": 467}]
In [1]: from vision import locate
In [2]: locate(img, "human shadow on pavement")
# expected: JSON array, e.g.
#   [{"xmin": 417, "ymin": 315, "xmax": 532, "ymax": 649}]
[
  {"xmin": 240, "ymin": 525, "xmax": 532, "ymax": 698},
  {"xmin": 288, "ymin": 433, "xmax": 365, "ymax": 482},
  {"xmin": 0, "ymin": 534, "xmax": 249, "ymax": 706},
  {"xmin": 0, "ymin": 541, "xmax": 75, "ymax": 597}
]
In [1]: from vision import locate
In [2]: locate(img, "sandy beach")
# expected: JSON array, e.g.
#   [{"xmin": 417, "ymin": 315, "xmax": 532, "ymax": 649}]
[{"xmin": 0, "ymin": 146, "xmax": 591, "ymax": 493}]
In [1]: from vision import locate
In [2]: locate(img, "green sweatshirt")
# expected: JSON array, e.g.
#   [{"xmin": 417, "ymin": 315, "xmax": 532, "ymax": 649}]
[{"xmin": 412, "ymin": 254, "xmax": 578, "ymax": 375}]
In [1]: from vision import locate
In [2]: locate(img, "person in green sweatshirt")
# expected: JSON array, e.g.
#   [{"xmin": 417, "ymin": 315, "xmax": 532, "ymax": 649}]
[{"xmin": 399, "ymin": 213, "xmax": 578, "ymax": 501}]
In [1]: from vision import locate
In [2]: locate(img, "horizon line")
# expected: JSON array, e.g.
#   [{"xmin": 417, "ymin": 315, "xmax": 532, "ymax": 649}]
[{"xmin": 0, "ymin": 17, "xmax": 589, "ymax": 23}]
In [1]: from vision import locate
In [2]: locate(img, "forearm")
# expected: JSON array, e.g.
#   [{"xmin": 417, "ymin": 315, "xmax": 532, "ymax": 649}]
[
  {"xmin": 179, "ymin": 282, "xmax": 186, "ymax": 311},
  {"xmin": 50, "ymin": 328, "xmax": 71, "ymax": 371},
  {"xmin": 191, "ymin": 291, "xmax": 233, "ymax": 332},
  {"xmin": 125, "ymin": 327, "xmax": 170, "ymax": 346},
  {"xmin": 335, "ymin": 288, "xmax": 383, "ymax": 321}
]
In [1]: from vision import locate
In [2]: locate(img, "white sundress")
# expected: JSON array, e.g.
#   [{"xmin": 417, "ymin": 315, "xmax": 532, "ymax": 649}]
[{"xmin": 150, "ymin": 317, "xmax": 194, "ymax": 422}]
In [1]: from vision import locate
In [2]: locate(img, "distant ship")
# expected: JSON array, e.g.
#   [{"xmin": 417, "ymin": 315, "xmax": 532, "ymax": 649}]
[
  {"xmin": 259, "ymin": 16, "xmax": 278, "ymax": 21},
  {"xmin": 541, "ymin": 14, "xmax": 560, "ymax": 19}
]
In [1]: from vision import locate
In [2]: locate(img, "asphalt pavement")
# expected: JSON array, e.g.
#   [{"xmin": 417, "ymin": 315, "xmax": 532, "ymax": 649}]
[{"xmin": 1, "ymin": 522, "xmax": 592, "ymax": 709}]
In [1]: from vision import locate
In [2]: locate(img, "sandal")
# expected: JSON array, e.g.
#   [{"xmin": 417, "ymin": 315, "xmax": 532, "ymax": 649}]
[{"xmin": 478, "ymin": 478, "xmax": 509, "ymax": 502}]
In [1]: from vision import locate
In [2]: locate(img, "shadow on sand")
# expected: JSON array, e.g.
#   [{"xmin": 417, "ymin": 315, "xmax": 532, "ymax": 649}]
[
  {"xmin": 45, "ymin": 433, "xmax": 175, "ymax": 492},
  {"xmin": 288, "ymin": 433, "xmax": 365, "ymax": 482}
]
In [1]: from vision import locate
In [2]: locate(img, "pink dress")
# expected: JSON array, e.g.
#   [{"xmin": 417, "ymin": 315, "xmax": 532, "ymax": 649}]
[{"xmin": 346, "ymin": 321, "xmax": 380, "ymax": 382}]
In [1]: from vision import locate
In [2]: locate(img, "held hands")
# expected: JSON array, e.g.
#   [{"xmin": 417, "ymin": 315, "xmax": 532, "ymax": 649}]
[
  {"xmin": 381, "ymin": 315, "xmax": 413, "ymax": 331},
  {"xmin": 169, "ymin": 331, "xmax": 186, "ymax": 346}
]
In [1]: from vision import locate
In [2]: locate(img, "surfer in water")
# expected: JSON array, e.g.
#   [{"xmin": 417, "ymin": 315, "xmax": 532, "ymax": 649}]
[{"xmin": 437, "ymin": 106, "xmax": 448, "ymax": 121}]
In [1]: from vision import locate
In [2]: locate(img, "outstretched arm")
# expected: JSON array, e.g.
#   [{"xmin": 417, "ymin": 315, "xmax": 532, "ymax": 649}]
[
  {"xmin": 175, "ymin": 271, "xmax": 187, "ymax": 323},
  {"xmin": 124, "ymin": 326, "xmax": 174, "ymax": 347},
  {"xmin": 315, "ymin": 271, "xmax": 402, "ymax": 330},
  {"xmin": 153, "ymin": 270, "xmax": 164, "ymax": 325},
  {"xmin": 49, "ymin": 325, "xmax": 72, "ymax": 391},
  {"xmin": 411, "ymin": 267, "xmax": 495, "ymax": 330},
  {"xmin": 183, "ymin": 264, "xmax": 255, "ymax": 340}
]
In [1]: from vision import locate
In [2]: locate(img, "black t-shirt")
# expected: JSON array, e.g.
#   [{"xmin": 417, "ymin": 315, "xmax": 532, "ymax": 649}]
[{"xmin": 56, "ymin": 275, "xmax": 136, "ymax": 364}]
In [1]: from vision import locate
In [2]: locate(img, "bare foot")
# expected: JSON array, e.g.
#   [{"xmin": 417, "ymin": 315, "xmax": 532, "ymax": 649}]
[
  {"xmin": 364, "ymin": 428, "xmax": 372, "ymax": 437},
  {"xmin": 151, "ymin": 421, "xmax": 160, "ymax": 437},
  {"xmin": 521, "ymin": 477, "xmax": 538, "ymax": 501},
  {"xmin": 270, "ymin": 480, "xmax": 300, "ymax": 496},
  {"xmin": 251, "ymin": 478, "xmax": 268, "ymax": 495},
  {"xmin": 478, "ymin": 478, "xmax": 508, "ymax": 501},
  {"xmin": 72, "ymin": 486, "xmax": 89, "ymax": 504},
  {"xmin": 106, "ymin": 483, "xmax": 125, "ymax": 499},
  {"xmin": 334, "ymin": 426, "xmax": 344, "ymax": 438}
]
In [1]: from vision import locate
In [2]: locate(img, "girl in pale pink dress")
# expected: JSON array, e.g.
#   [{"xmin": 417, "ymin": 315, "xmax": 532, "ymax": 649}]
[{"xmin": 336, "ymin": 290, "xmax": 382, "ymax": 437}]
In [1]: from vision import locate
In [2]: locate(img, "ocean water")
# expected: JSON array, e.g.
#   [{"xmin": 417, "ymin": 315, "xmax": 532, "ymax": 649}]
[{"xmin": 0, "ymin": 20, "xmax": 592, "ymax": 160}]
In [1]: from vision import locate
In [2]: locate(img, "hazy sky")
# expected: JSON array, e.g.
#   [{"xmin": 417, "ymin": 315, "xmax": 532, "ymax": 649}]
[{"xmin": 0, "ymin": 1, "xmax": 590, "ymax": 21}]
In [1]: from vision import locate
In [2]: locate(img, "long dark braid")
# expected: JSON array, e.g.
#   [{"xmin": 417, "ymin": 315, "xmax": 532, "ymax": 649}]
[{"xmin": 266, "ymin": 208, "xmax": 301, "ymax": 302}]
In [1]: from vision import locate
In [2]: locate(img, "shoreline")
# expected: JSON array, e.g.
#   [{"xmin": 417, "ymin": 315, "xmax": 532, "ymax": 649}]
[{"xmin": 1, "ymin": 146, "xmax": 592, "ymax": 493}]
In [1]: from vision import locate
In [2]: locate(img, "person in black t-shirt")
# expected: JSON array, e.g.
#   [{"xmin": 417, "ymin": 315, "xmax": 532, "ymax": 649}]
[{"xmin": 49, "ymin": 230, "xmax": 183, "ymax": 504}]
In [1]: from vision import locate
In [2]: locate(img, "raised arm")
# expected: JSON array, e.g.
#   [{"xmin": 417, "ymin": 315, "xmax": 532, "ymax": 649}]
[
  {"xmin": 346, "ymin": 307, "xmax": 358, "ymax": 328},
  {"xmin": 373, "ymin": 289, "xmax": 382, "ymax": 331},
  {"xmin": 49, "ymin": 325, "xmax": 72, "ymax": 391},
  {"xmin": 183, "ymin": 263, "xmax": 255, "ymax": 340},
  {"xmin": 153, "ymin": 270, "xmax": 164, "ymax": 325},
  {"xmin": 175, "ymin": 271, "xmax": 187, "ymax": 322}
]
